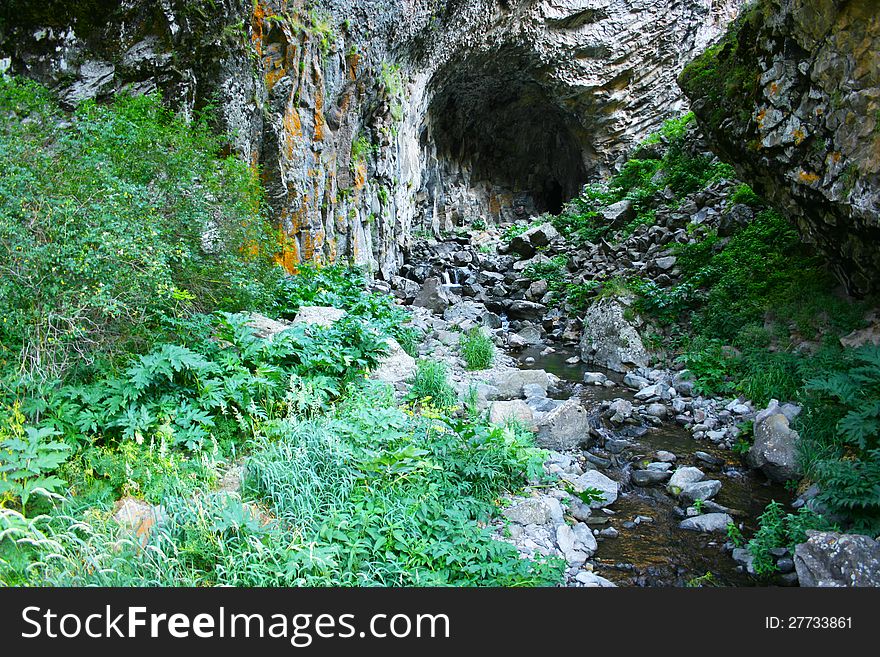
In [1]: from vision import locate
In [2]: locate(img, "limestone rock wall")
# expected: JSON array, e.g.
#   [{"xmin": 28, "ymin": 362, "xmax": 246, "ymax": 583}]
[
  {"xmin": 679, "ymin": 0, "xmax": 880, "ymax": 294},
  {"xmin": 1, "ymin": 0, "xmax": 741, "ymax": 279}
]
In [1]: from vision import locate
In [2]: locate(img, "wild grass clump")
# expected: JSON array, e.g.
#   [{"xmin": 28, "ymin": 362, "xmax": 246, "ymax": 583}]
[
  {"xmin": 459, "ymin": 327, "xmax": 495, "ymax": 370},
  {"xmin": 408, "ymin": 359, "xmax": 458, "ymax": 408}
]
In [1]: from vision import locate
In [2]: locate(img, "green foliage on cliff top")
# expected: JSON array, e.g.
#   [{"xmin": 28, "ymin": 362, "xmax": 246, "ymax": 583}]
[{"xmin": 678, "ymin": 4, "xmax": 764, "ymax": 132}]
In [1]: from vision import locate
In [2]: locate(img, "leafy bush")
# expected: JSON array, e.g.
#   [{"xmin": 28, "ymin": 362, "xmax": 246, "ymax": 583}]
[
  {"xmin": 459, "ymin": 327, "xmax": 495, "ymax": 371},
  {"xmin": 0, "ymin": 419, "xmax": 70, "ymax": 515},
  {"xmin": 3, "ymin": 383, "xmax": 562, "ymax": 587},
  {"xmin": 729, "ymin": 183, "xmax": 762, "ymax": 207},
  {"xmin": 0, "ymin": 77, "xmax": 279, "ymax": 382},
  {"xmin": 747, "ymin": 502, "xmax": 834, "ymax": 577}
]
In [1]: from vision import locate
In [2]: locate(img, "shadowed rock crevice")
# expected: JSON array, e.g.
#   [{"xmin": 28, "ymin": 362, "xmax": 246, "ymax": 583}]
[
  {"xmin": 426, "ymin": 49, "xmax": 590, "ymax": 217},
  {"xmin": 425, "ymin": 52, "xmax": 592, "ymax": 222}
]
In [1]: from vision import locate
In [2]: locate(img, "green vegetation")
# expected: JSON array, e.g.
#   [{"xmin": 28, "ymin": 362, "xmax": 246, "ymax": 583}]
[
  {"xmin": 407, "ymin": 359, "xmax": 458, "ymax": 409},
  {"xmin": 0, "ymin": 78, "xmax": 562, "ymax": 587},
  {"xmin": 678, "ymin": 5, "xmax": 763, "ymax": 131},
  {"xmin": 747, "ymin": 502, "xmax": 834, "ymax": 577},
  {"xmin": 551, "ymin": 113, "xmax": 735, "ymax": 247},
  {"xmin": 0, "ymin": 79, "xmax": 280, "ymax": 387},
  {"xmin": 799, "ymin": 347, "xmax": 880, "ymax": 534},
  {"xmin": 459, "ymin": 327, "xmax": 495, "ymax": 371},
  {"xmin": 379, "ymin": 63, "xmax": 405, "ymax": 125}
]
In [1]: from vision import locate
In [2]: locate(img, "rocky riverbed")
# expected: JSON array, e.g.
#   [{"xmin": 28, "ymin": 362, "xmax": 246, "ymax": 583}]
[{"xmin": 377, "ymin": 204, "xmax": 815, "ymax": 587}]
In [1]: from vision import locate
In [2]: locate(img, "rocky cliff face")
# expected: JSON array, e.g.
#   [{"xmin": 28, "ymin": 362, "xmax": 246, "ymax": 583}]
[
  {"xmin": 679, "ymin": 0, "xmax": 880, "ymax": 295},
  {"xmin": 0, "ymin": 0, "xmax": 741, "ymax": 279}
]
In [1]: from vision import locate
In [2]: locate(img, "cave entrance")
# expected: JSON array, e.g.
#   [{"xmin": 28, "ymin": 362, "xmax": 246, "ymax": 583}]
[{"xmin": 426, "ymin": 49, "xmax": 589, "ymax": 221}]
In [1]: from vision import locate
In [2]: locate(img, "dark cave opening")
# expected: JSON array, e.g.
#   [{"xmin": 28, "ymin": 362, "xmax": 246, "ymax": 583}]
[{"xmin": 426, "ymin": 51, "xmax": 589, "ymax": 218}]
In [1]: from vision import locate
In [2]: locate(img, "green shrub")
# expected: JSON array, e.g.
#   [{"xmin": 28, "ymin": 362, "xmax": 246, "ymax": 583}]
[
  {"xmin": 459, "ymin": 327, "xmax": 495, "ymax": 370},
  {"xmin": 0, "ymin": 77, "xmax": 279, "ymax": 382},
  {"xmin": 729, "ymin": 183, "xmax": 762, "ymax": 207},
  {"xmin": 747, "ymin": 502, "xmax": 834, "ymax": 577}
]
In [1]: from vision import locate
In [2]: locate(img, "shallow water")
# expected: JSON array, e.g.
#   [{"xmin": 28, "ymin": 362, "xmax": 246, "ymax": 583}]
[{"xmin": 517, "ymin": 345, "xmax": 789, "ymax": 587}]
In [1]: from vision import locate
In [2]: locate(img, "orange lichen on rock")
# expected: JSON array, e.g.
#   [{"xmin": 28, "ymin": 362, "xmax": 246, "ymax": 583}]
[
  {"xmin": 283, "ymin": 103, "xmax": 302, "ymax": 159},
  {"xmin": 793, "ymin": 128, "xmax": 806, "ymax": 144},
  {"xmin": 251, "ymin": 1, "xmax": 267, "ymax": 58},
  {"xmin": 798, "ymin": 170, "xmax": 821, "ymax": 184},
  {"xmin": 313, "ymin": 83, "xmax": 325, "ymax": 142},
  {"xmin": 353, "ymin": 161, "xmax": 367, "ymax": 190},
  {"xmin": 347, "ymin": 52, "xmax": 360, "ymax": 80}
]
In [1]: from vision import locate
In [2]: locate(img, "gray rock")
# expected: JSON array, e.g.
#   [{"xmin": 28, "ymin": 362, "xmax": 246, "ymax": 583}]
[
  {"xmin": 564, "ymin": 470, "xmax": 619, "ymax": 508},
  {"xmin": 503, "ymin": 498, "xmax": 554, "ymax": 525},
  {"xmin": 583, "ymin": 372, "xmax": 608, "ymax": 385},
  {"xmin": 579, "ymin": 296, "xmax": 649, "ymax": 372},
  {"xmin": 679, "ymin": 479, "xmax": 722, "ymax": 502},
  {"xmin": 492, "ymin": 369, "xmax": 551, "ymax": 399},
  {"xmin": 623, "ymin": 372, "xmax": 651, "ymax": 390},
  {"xmin": 732, "ymin": 547, "xmax": 756, "ymax": 575},
  {"xmin": 656, "ymin": 450, "xmax": 677, "ymax": 463},
  {"xmin": 635, "ymin": 383, "xmax": 668, "ymax": 401},
  {"xmin": 794, "ymin": 531, "xmax": 880, "ymax": 587},
  {"xmin": 747, "ymin": 400, "xmax": 802, "ymax": 483},
  {"xmin": 572, "ymin": 522, "xmax": 598, "ymax": 556},
  {"xmin": 645, "ymin": 402, "xmax": 667, "ymax": 418},
  {"xmin": 609, "ymin": 398, "xmax": 634, "ymax": 423},
  {"xmin": 679, "ymin": 513, "xmax": 733, "ymax": 533},
  {"xmin": 370, "ymin": 338, "xmax": 417, "ymax": 384},
  {"xmin": 413, "ymin": 277, "xmax": 453, "ymax": 314},
  {"xmin": 536, "ymin": 399, "xmax": 591, "ymax": 451},
  {"xmin": 667, "ymin": 466, "xmax": 705, "ymax": 494},
  {"xmin": 574, "ymin": 571, "xmax": 617, "ymax": 587},
  {"xmin": 654, "ymin": 255, "xmax": 678, "ymax": 270},
  {"xmin": 246, "ymin": 313, "xmax": 294, "ymax": 339},
  {"xmin": 632, "ymin": 469, "xmax": 671, "ymax": 486},
  {"xmin": 489, "ymin": 400, "xmax": 537, "ymax": 429},
  {"xmin": 509, "ymin": 222, "xmax": 559, "ymax": 257}
]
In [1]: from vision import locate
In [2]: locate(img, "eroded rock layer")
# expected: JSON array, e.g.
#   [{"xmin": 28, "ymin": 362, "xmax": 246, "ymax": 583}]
[
  {"xmin": 679, "ymin": 0, "xmax": 880, "ymax": 294},
  {"xmin": 0, "ymin": 0, "xmax": 741, "ymax": 277}
]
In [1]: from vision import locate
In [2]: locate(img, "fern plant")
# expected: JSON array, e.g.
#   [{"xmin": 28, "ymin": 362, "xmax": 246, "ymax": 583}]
[
  {"xmin": 803, "ymin": 345, "xmax": 880, "ymax": 533},
  {"xmin": 0, "ymin": 425, "xmax": 71, "ymax": 515}
]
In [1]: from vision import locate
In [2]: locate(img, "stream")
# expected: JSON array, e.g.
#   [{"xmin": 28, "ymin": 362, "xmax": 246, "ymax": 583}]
[{"xmin": 517, "ymin": 346, "xmax": 789, "ymax": 586}]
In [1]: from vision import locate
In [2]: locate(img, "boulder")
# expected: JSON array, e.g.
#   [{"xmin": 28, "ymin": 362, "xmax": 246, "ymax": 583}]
[
  {"xmin": 292, "ymin": 305, "xmax": 346, "ymax": 327},
  {"xmin": 631, "ymin": 469, "xmax": 671, "ymax": 486},
  {"xmin": 509, "ymin": 222, "xmax": 559, "ymax": 257},
  {"xmin": 667, "ymin": 466, "xmax": 705, "ymax": 494},
  {"xmin": 679, "ymin": 513, "xmax": 733, "ymax": 533},
  {"xmin": 747, "ymin": 400, "xmax": 802, "ymax": 482},
  {"xmin": 679, "ymin": 479, "xmax": 722, "ymax": 502},
  {"xmin": 492, "ymin": 369, "xmax": 551, "ymax": 399},
  {"xmin": 794, "ymin": 531, "xmax": 880, "ymax": 587},
  {"xmin": 246, "ymin": 313, "xmax": 293, "ymax": 339},
  {"xmin": 371, "ymin": 338, "xmax": 417, "ymax": 385},
  {"xmin": 579, "ymin": 297, "xmax": 649, "ymax": 372},
  {"xmin": 489, "ymin": 400, "xmax": 537, "ymax": 429},
  {"xmin": 564, "ymin": 470, "xmax": 619, "ymax": 508},
  {"xmin": 413, "ymin": 277, "xmax": 452, "ymax": 314},
  {"xmin": 536, "ymin": 399, "xmax": 590, "ymax": 451},
  {"xmin": 503, "ymin": 498, "xmax": 556, "ymax": 525}
]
